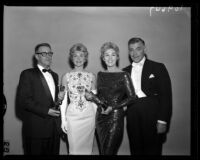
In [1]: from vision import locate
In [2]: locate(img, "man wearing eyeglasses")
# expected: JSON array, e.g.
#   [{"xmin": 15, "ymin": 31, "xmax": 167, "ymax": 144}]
[{"xmin": 17, "ymin": 43, "xmax": 61, "ymax": 155}]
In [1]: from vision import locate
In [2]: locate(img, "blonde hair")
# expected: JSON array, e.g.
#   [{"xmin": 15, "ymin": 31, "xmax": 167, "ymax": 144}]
[
  {"xmin": 69, "ymin": 43, "xmax": 88, "ymax": 61},
  {"xmin": 100, "ymin": 42, "xmax": 119, "ymax": 60}
]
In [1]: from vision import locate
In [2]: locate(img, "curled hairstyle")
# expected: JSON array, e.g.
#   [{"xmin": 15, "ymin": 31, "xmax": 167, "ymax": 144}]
[
  {"xmin": 35, "ymin": 43, "xmax": 51, "ymax": 53},
  {"xmin": 128, "ymin": 37, "xmax": 145, "ymax": 46},
  {"xmin": 69, "ymin": 43, "xmax": 88, "ymax": 68},
  {"xmin": 69, "ymin": 43, "xmax": 88, "ymax": 60},
  {"xmin": 100, "ymin": 42, "xmax": 120, "ymax": 68},
  {"xmin": 100, "ymin": 42, "xmax": 120, "ymax": 60}
]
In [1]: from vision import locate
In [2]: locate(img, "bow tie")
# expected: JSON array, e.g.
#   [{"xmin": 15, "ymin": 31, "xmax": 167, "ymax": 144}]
[{"xmin": 42, "ymin": 69, "xmax": 52, "ymax": 73}]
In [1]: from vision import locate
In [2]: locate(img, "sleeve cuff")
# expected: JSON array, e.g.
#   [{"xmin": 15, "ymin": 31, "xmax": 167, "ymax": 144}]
[{"xmin": 157, "ymin": 120, "xmax": 167, "ymax": 124}]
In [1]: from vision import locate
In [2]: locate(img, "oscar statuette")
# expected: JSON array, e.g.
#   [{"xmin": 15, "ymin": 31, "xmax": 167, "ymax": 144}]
[{"xmin": 53, "ymin": 85, "xmax": 65, "ymax": 110}]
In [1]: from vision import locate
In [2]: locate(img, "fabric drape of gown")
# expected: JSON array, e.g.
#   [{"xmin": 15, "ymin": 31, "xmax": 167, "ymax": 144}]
[
  {"xmin": 95, "ymin": 71, "xmax": 136, "ymax": 155},
  {"xmin": 61, "ymin": 71, "xmax": 97, "ymax": 155}
]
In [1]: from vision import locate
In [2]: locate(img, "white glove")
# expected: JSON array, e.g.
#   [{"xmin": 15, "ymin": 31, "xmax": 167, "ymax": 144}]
[{"xmin": 61, "ymin": 121, "xmax": 68, "ymax": 134}]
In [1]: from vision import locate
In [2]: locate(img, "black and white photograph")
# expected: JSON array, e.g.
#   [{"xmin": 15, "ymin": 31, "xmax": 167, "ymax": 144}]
[{"xmin": 2, "ymin": 5, "xmax": 197, "ymax": 157}]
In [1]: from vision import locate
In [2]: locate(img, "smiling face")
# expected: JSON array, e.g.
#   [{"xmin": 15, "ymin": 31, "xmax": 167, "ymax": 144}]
[
  {"xmin": 72, "ymin": 51, "xmax": 86, "ymax": 68},
  {"xmin": 103, "ymin": 48, "xmax": 118, "ymax": 68},
  {"xmin": 128, "ymin": 41, "xmax": 146, "ymax": 63}
]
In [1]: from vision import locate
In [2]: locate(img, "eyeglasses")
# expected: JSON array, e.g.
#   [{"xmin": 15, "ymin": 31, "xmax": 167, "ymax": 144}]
[{"xmin": 36, "ymin": 52, "xmax": 53, "ymax": 57}]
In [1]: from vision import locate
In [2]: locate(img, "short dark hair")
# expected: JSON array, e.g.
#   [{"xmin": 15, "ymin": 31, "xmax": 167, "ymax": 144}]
[
  {"xmin": 128, "ymin": 37, "xmax": 145, "ymax": 46},
  {"xmin": 35, "ymin": 43, "xmax": 51, "ymax": 53}
]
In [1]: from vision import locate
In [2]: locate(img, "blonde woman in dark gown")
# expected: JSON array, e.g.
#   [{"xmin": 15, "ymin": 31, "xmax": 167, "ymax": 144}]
[{"xmin": 85, "ymin": 42, "xmax": 136, "ymax": 155}]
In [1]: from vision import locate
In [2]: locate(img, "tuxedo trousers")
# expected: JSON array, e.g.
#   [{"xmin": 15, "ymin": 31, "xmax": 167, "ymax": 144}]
[
  {"xmin": 126, "ymin": 96, "xmax": 165, "ymax": 155},
  {"xmin": 23, "ymin": 127, "xmax": 60, "ymax": 155}
]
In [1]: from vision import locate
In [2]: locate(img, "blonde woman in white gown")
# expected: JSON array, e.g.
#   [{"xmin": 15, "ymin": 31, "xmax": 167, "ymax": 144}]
[{"xmin": 59, "ymin": 43, "xmax": 97, "ymax": 155}]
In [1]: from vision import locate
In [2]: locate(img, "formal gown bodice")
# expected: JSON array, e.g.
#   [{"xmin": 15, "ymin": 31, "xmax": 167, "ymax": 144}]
[
  {"xmin": 65, "ymin": 71, "xmax": 94, "ymax": 111},
  {"xmin": 97, "ymin": 71, "xmax": 135, "ymax": 109}
]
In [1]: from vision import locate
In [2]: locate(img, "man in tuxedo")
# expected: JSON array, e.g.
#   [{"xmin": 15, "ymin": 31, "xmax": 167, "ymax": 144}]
[
  {"xmin": 18, "ymin": 43, "xmax": 61, "ymax": 155},
  {"xmin": 123, "ymin": 37, "xmax": 172, "ymax": 155}
]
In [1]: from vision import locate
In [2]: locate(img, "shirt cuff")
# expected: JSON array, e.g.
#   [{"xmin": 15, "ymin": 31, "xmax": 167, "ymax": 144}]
[
  {"xmin": 157, "ymin": 120, "xmax": 167, "ymax": 124},
  {"xmin": 136, "ymin": 90, "xmax": 147, "ymax": 98}
]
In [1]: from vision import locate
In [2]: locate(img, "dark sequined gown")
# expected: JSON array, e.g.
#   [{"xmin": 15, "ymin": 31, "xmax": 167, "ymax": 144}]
[{"xmin": 94, "ymin": 71, "xmax": 136, "ymax": 155}]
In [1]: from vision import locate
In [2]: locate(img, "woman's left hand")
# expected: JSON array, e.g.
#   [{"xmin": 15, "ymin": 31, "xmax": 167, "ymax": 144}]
[
  {"xmin": 101, "ymin": 106, "xmax": 112, "ymax": 115},
  {"xmin": 85, "ymin": 90, "xmax": 93, "ymax": 101}
]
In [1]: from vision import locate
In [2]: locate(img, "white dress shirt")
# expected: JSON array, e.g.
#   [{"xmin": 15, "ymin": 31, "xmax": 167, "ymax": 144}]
[
  {"xmin": 37, "ymin": 64, "xmax": 55, "ymax": 101},
  {"xmin": 131, "ymin": 58, "xmax": 166, "ymax": 124},
  {"xmin": 131, "ymin": 57, "xmax": 147, "ymax": 98}
]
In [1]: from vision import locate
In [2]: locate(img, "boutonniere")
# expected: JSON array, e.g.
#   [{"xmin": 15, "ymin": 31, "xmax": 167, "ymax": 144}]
[{"xmin": 149, "ymin": 74, "xmax": 155, "ymax": 78}]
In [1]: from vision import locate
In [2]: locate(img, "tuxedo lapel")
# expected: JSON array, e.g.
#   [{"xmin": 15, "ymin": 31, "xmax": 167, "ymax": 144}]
[
  {"xmin": 141, "ymin": 59, "xmax": 152, "ymax": 90},
  {"xmin": 35, "ymin": 68, "xmax": 54, "ymax": 104}
]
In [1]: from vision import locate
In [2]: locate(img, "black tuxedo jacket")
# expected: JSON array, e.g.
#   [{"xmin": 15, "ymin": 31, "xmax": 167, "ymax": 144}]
[
  {"xmin": 123, "ymin": 59, "xmax": 172, "ymax": 132},
  {"xmin": 18, "ymin": 67, "xmax": 61, "ymax": 138}
]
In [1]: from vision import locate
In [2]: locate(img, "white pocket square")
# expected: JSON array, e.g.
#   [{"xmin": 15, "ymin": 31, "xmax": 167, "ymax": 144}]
[{"xmin": 149, "ymin": 74, "xmax": 155, "ymax": 78}]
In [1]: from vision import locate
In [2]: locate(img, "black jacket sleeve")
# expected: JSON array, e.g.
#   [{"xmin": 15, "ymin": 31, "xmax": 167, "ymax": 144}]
[
  {"xmin": 18, "ymin": 70, "xmax": 49, "ymax": 118},
  {"xmin": 113, "ymin": 72, "xmax": 137, "ymax": 109}
]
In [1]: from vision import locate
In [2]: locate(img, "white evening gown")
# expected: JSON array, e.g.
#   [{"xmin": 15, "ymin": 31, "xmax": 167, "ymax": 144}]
[{"xmin": 61, "ymin": 71, "xmax": 97, "ymax": 155}]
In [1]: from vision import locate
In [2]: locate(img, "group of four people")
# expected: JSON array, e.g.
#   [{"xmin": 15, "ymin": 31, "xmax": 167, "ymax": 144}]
[{"xmin": 17, "ymin": 37, "xmax": 172, "ymax": 155}]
